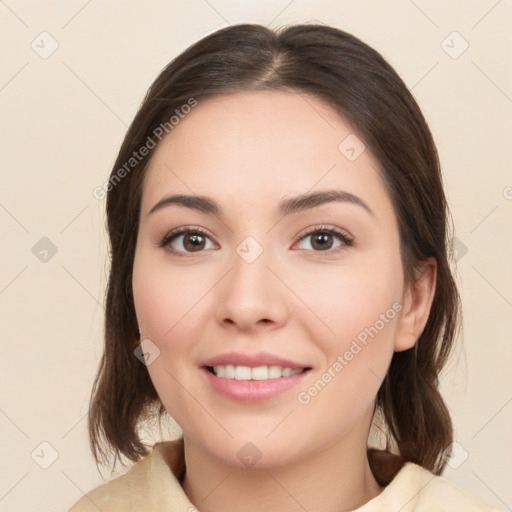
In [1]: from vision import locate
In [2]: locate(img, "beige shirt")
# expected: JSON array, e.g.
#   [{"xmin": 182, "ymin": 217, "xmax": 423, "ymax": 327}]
[{"xmin": 69, "ymin": 439, "xmax": 496, "ymax": 511}]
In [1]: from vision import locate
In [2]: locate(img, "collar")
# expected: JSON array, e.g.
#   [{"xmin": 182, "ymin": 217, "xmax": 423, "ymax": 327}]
[{"xmin": 146, "ymin": 438, "xmax": 407, "ymax": 507}]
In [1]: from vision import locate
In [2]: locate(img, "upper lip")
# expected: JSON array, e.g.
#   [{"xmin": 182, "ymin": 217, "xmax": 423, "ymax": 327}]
[{"xmin": 202, "ymin": 351, "xmax": 309, "ymax": 371}]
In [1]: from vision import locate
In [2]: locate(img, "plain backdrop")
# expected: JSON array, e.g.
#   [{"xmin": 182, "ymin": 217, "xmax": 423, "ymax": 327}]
[{"xmin": 0, "ymin": 1, "xmax": 511, "ymax": 511}]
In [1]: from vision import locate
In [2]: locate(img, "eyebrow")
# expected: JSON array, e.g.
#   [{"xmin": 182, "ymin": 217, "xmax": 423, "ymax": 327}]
[{"xmin": 148, "ymin": 189, "xmax": 374, "ymax": 218}]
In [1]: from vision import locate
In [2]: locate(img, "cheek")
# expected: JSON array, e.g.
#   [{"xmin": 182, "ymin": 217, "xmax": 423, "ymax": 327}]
[
  {"xmin": 293, "ymin": 283, "xmax": 400, "ymax": 442},
  {"xmin": 132, "ymin": 250, "xmax": 212, "ymax": 340},
  {"xmin": 132, "ymin": 250, "xmax": 210, "ymax": 426},
  {"xmin": 296, "ymin": 251, "xmax": 403, "ymax": 352},
  {"xmin": 292, "ymin": 249, "xmax": 403, "ymax": 403}
]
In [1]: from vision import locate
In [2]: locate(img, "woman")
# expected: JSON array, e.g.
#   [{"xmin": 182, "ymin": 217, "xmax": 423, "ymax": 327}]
[{"xmin": 70, "ymin": 23, "xmax": 496, "ymax": 511}]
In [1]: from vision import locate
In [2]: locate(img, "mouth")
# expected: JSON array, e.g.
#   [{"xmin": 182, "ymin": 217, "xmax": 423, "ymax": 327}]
[
  {"xmin": 200, "ymin": 352, "xmax": 312, "ymax": 402},
  {"xmin": 205, "ymin": 364, "xmax": 311, "ymax": 380}
]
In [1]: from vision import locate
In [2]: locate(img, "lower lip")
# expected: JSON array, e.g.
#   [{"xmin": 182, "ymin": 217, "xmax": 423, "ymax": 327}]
[{"xmin": 201, "ymin": 367, "xmax": 310, "ymax": 403}]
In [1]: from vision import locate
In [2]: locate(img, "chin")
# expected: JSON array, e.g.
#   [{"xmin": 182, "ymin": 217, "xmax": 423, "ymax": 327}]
[{"xmin": 194, "ymin": 432, "xmax": 308, "ymax": 470}]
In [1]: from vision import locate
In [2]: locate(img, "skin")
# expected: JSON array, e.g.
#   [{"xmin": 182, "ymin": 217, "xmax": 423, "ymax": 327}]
[{"xmin": 132, "ymin": 90, "xmax": 436, "ymax": 512}]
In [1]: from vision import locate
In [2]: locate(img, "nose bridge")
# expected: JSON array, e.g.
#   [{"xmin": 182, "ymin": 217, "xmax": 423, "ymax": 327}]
[
  {"xmin": 230, "ymin": 235, "xmax": 273, "ymax": 305},
  {"xmin": 215, "ymin": 234, "xmax": 287, "ymax": 329}
]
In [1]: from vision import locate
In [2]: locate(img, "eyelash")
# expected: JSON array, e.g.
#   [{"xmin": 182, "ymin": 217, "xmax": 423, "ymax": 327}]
[{"xmin": 158, "ymin": 224, "xmax": 354, "ymax": 257}]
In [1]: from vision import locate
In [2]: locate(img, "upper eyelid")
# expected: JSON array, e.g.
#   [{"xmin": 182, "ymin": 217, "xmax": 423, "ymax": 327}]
[
  {"xmin": 164, "ymin": 224, "xmax": 351, "ymax": 239},
  {"xmin": 298, "ymin": 224, "xmax": 352, "ymax": 239}
]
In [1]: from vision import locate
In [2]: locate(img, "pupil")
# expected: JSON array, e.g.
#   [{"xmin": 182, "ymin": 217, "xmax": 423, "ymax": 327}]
[
  {"xmin": 186, "ymin": 234, "xmax": 204, "ymax": 251},
  {"xmin": 313, "ymin": 232, "xmax": 332, "ymax": 250}
]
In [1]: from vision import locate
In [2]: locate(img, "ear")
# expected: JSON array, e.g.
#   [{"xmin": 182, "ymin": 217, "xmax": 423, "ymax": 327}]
[{"xmin": 394, "ymin": 257, "xmax": 437, "ymax": 352}]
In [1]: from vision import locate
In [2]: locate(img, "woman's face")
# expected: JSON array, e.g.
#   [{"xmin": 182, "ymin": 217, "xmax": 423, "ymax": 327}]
[{"xmin": 132, "ymin": 90, "xmax": 414, "ymax": 468}]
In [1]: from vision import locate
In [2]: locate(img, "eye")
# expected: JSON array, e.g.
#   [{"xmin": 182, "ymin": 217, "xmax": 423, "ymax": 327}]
[
  {"xmin": 159, "ymin": 224, "xmax": 353, "ymax": 257},
  {"xmin": 159, "ymin": 226, "xmax": 216, "ymax": 256},
  {"xmin": 295, "ymin": 225, "xmax": 353, "ymax": 254}
]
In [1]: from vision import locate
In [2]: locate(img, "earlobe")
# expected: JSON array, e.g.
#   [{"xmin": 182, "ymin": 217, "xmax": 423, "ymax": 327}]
[{"xmin": 394, "ymin": 258, "xmax": 437, "ymax": 352}]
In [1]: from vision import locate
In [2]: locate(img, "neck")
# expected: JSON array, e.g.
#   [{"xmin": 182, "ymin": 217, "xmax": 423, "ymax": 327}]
[{"xmin": 182, "ymin": 431, "xmax": 384, "ymax": 512}]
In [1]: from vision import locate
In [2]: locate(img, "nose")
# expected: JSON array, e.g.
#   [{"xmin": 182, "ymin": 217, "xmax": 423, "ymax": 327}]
[{"xmin": 215, "ymin": 244, "xmax": 289, "ymax": 333}]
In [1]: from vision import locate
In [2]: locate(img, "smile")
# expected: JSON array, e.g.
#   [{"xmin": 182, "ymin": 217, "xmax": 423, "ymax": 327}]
[
  {"xmin": 208, "ymin": 364, "xmax": 305, "ymax": 380},
  {"xmin": 200, "ymin": 352, "xmax": 312, "ymax": 402}
]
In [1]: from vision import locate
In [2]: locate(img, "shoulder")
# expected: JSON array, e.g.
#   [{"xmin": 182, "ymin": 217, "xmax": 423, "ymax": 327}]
[
  {"xmin": 359, "ymin": 461, "xmax": 498, "ymax": 512},
  {"xmin": 67, "ymin": 440, "xmax": 186, "ymax": 512},
  {"xmin": 67, "ymin": 455, "xmax": 153, "ymax": 512},
  {"xmin": 404, "ymin": 463, "xmax": 497, "ymax": 511}
]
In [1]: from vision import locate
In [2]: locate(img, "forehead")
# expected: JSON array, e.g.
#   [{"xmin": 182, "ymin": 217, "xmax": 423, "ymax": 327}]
[{"xmin": 141, "ymin": 91, "xmax": 393, "ymax": 221}]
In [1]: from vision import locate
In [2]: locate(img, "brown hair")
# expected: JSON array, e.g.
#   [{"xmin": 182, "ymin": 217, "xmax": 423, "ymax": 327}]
[{"xmin": 89, "ymin": 23, "xmax": 461, "ymax": 475}]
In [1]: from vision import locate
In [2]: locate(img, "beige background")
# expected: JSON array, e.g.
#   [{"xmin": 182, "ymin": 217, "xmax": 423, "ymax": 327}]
[{"xmin": 1, "ymin": 1, "xmax": 511, "ymax": 511}]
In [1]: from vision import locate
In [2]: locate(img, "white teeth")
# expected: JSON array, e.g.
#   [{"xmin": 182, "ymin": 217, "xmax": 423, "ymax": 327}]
[
  {"xmin": 268, "ymin": 365, "xmax": 282, "ymax": 379},
  {"xmin": 225, "ymin": 364, "xmax": 235, "ymax": 379},
  {"xmin": 212, "ymin": 365, "xmax": 303, "ymax": 380},
  {"xmin": 251, "ymin": 366, "xmax": 268, "ymax": 380},
  {"xmin": 281, "ymin": 367, "xmax": 292, "ymax": 377},
  {"xmin": 234, "ymin": 366, "xmax": 252, "ymax": 380}
]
